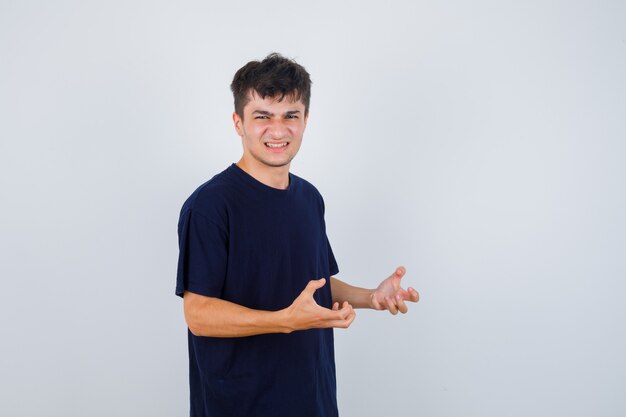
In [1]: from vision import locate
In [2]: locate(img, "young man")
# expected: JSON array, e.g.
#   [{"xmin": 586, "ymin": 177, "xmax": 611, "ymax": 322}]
[{"xmin": 175, "ymin": 53, "xmax": 420, "ymax": 417}]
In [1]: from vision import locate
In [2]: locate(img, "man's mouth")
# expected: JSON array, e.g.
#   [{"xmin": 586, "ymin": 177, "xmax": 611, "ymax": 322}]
[{"xmin": 265, "ymin": 142, "xmax": 288, "ymax": 149}]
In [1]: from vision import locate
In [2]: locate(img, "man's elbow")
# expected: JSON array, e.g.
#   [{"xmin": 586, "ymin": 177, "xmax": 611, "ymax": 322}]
[
  {"xmin": 183, "ymin": 291, "xmax": 214, "ymax": 337},
  {"xmin": 185, "ymin": 310, "xmax": 212, "ymax": 337},
  {"xmin": 187, "ymin": 323, "xmax": 205, "ymax": 337}
]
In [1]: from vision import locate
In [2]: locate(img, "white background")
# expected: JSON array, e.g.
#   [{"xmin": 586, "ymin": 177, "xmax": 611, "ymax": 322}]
[{"xmin": 1, "ymin": 1, "xmax": 625, "ymax": 416}]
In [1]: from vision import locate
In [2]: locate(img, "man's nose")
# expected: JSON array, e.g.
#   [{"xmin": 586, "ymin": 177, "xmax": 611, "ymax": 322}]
[{"xmin": 266, "ymin": 119, "xmax": 289, "ymax": 138}]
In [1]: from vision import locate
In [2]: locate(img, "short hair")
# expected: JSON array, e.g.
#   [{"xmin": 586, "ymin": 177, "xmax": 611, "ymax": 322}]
[{"xmin": 230, "ymin": 53, "xmax": 312, "ymax": 119}]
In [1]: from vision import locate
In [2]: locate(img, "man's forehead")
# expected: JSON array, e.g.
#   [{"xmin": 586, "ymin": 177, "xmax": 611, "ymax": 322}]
[{"xmin": 245, "ymin": 89, "xmax": 304, "ymax": 109}]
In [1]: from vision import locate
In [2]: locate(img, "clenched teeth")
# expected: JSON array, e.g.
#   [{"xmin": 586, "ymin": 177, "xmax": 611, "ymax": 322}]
[{"xmin": 265, "ymin": 142, "xmax": 288, "ymax": 148}]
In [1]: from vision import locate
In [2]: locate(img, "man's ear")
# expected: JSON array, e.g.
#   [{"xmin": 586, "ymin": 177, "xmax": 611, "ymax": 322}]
[
  {"xmin": 304, "ymin": 111, "xmax": 309, "ymax": 128},
  {"xmin": 232, "ymin": 111, "xmax": 244, "ymax": 137}
]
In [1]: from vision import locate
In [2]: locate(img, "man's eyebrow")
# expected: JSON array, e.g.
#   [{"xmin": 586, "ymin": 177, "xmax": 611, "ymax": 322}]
[{"xmin": 251, "ymin": 110, "xmax": 301, "ymax": 116}]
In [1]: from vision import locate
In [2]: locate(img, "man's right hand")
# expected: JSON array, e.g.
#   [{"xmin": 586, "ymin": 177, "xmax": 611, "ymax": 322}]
[{"xmin": 284, "ymin": 278, "xmax": 356, "ymax": 332}]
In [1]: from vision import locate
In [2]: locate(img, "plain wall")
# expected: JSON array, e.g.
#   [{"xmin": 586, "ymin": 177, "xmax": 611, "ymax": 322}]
[{"xmin": 1, "ymin": 1, "xmax": 625, "ymax": 416}]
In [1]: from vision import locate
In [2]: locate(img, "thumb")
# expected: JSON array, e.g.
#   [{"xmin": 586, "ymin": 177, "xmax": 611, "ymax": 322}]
[
  {"xmin": 393, "ymin": 266, "xmax": 406, "ymax": 280},
  {"xmin": 303, "ymin": 278, "xmax": 326, "ymax": 296}
]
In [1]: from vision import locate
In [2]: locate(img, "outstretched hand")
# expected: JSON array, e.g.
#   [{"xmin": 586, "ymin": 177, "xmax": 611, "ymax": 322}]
[
  {"xmin": 370, "ymin": 266, "xmax": 420, "ymax": 315},
  {"xmin": 286, "ymin": 278, "xmax": 356, "ymax": 332}
]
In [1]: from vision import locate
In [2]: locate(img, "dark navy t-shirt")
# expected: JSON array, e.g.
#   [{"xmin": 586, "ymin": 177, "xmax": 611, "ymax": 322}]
[{"xmin": 175, "ymin": 163, "xmax": 340, "ymax": 417}]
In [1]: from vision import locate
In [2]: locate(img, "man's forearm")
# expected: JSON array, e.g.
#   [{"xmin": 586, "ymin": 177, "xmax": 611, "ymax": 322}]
[
  {"xmin": 330, "ymin": 277, "xmax": 373, "ymax": 309},
  {"xmin": 184, "ymin": 291, "xmax": 292, "ymax": 337}
]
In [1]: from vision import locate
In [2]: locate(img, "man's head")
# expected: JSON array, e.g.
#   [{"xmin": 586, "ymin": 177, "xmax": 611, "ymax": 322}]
[
  {"xmin": 231, "ymin": 54, "xmax": 312, "ymax": 173},
  {"xmin": 230, "ymin": 53, "xmax": 311, "ymax": 120}
]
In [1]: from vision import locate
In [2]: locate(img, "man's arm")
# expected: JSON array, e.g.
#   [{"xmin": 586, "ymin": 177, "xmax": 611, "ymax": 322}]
[
  {"xmin": 330, "ymin": 266, "xmax": 420, "ymax": 315},
  {"xmin": 329, "ymin": 277, "xmax": 374, "ymax": 309},
  {"xmin": 184, "ymin": 278, "xmax": 356, "ymax": 337}
]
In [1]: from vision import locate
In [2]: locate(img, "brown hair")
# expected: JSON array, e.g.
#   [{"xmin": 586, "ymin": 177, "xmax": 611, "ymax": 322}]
[{"xmin": 230, "ymin": 53, "xmax": 312, "ymax": 119}]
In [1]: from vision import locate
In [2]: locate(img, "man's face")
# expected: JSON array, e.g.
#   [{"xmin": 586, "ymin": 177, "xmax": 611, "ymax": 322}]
[{"xmin": 233, "ymin": 90, "xmax": 308, "ymax": 170}]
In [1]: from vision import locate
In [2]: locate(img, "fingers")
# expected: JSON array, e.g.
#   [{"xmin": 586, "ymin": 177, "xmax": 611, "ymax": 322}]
[
  {"xmin": 371, "ymin": 264, "xmax": 419, "ymax": 315},
  {"xmin": 385, "ymin": 294, "xmax": 413, "ymax": 315},
  {"xmin": 386, "ymin": 296, "xmax": 398, "ymax": 315},
  {"xmin": 337, "ymin": 301, "xmax": 352, "ymax": 320},
  {"xmin": 394, "ymin": 266, "xmax": 406, "ymax": 279},
  {"xmin": 407, "ymin": 287, "xmax": 420, "ymax": 303},
  {"xmin": 303, "ymin": 278, "xmax": 326, "ymax": 296},
  {"xmin": 370, "ymin": 294, "xmax": 383, "ymax": 310},
  {"xmin": 332, "ymin": 305, "xmax": 356, "ymax": 329},
  {"xmin": 396, "ymin": 295, "xmax": 408, "ymax": 314},
  {"xmin": 317, "ymin": 300, "xmax": 352, "ymax": 319},
  {"xmin": 323, "ymin": 301, "xmax": 355, "ymax": 328},
  {"xmin": 344, "ymin": 308, "xmax": 356, "ymax": 327}
]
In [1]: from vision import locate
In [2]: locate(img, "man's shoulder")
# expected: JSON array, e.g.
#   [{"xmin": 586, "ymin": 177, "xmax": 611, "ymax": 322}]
[
  {"xmin": 179, "ymin": 166, "xmax": 235, "ymax": 220},
  {"xmin": 291, "ymin": 172, "xmax": 326, "ymax": 203},
  {"xmin": 291, "ymin": 172, "xmax": 322, "ymax": 195}
]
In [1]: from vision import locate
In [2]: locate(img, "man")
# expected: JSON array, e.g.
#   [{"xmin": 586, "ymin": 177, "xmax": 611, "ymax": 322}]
[{"xmin": 175, "ymin": 53, "xmax": 420, "ymax": 417}]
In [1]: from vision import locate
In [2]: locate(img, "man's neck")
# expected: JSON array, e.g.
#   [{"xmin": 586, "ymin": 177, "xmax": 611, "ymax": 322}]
[{"xmin": 236, "ymin": 158, "xmax": 290, "ymax": 190}]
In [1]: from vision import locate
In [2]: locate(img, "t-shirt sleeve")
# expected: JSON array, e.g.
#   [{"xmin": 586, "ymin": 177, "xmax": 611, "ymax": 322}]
[
  {"xmin": 326, "ymin": 235, "xmax": 339, "ymax": 276},
  {"xmin": 175, "ymin": 208, "xmax": 228, "ymax": 298},
  {"xmin": 319, "ymin": 192, "xmax": 339, "ymax": 277}
]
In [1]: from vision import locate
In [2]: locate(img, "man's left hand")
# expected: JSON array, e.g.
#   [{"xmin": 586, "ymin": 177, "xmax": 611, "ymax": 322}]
[{"xmin": 370, "ymin": 266, "xmax": 420, "ymax": 315}]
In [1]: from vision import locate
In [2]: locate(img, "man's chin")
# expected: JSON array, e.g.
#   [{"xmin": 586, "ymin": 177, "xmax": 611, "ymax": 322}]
[
  {"xmin": 265, "ymin": 162, "xmax": 291, "ymax": 168},
  {"xmin": 256, "ymin": 157, "xmax": 294, "ymax": 168}
]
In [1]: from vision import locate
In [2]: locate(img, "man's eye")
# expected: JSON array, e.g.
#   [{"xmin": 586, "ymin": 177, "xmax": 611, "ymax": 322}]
[
  {"xmin": 286, "ymin": 115, "xmax": 298, "ymax": 119},
  {"xmin": 255, "ymin": 116, "xmax": 269, "ymax": 119}
]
